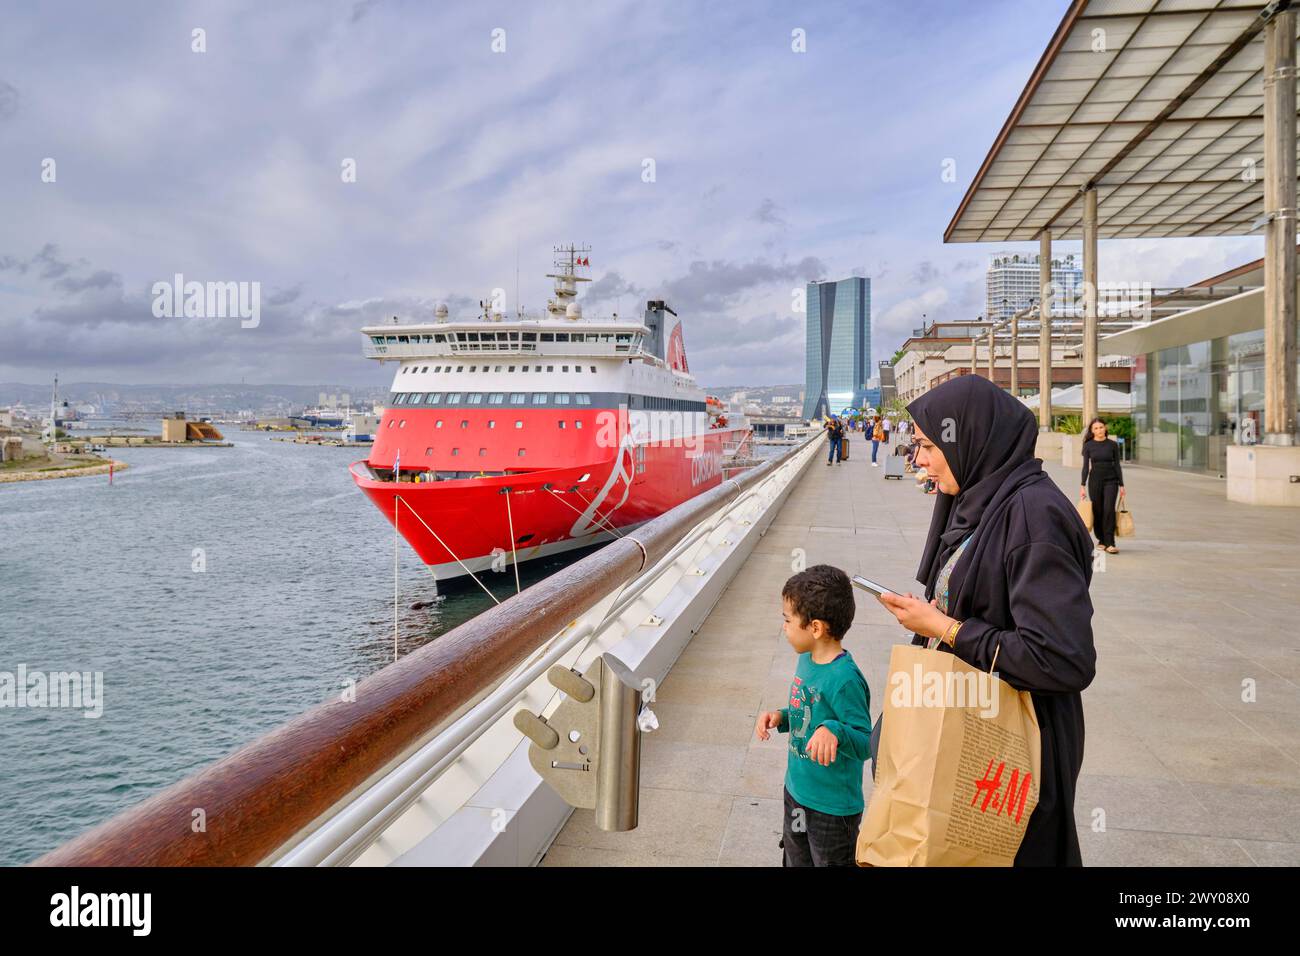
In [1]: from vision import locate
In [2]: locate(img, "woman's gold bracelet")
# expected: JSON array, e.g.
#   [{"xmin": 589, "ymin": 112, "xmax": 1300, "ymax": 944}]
[{"xmin": 941, "ymin": 619, "xmax": 962, "ymax": 647}]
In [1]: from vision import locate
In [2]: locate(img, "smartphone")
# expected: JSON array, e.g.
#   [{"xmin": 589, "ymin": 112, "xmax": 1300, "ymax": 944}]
[{"xmin": 851, "ymin": 575, "xmax": 900, "ymax": 598}]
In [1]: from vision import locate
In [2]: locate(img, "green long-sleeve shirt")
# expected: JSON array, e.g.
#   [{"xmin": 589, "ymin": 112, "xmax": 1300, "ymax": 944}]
[{"xmin": 777, "ymin": 649, "xmax": 872, "ymax": 816}]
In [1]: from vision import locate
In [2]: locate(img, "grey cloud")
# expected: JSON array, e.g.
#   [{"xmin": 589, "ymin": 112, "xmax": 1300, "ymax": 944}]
[
  {"xmin": 663, "ymin": 256, "xmax": 826, "ymax": 314},
  {"xmin": 912, "ymin": 261, "xmax": 940, "ymax": 286},
  {"xmin": 0, "ymin": 81, "xmax": 17, "ymax": 121},
  {"xmin": 54, "ymin": 269, "xmax": 121, "ymax": 294},
  {"xmin": 351, "ymin": 0, "xmax": 382, "ymax": 23},
  {"xmin": 265, "ymin": 284, "xmax": 303, "ymax": 307},
  {"xmin": 753, "ymin": 199, "xmax": 787, "ymax": 228}
]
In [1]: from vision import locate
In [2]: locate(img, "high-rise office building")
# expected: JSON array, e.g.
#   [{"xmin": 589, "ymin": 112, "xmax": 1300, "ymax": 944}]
[
  {"xmin": 803, "ymin": 276, "xmax": 871, "ymax": 419},
  {"xmin": 986, "ymin": 252, "xmax": 1083, "ymax": 323}
]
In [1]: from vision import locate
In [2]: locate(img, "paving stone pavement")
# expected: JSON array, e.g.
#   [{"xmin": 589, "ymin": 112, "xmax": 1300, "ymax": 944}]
[{"xmin": 543, "ymin": 442, "xmax": 1300, "ymax": 866}]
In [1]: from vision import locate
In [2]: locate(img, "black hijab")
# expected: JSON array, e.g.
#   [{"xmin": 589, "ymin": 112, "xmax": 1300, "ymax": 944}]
[{"xmin": 907, "ymin": 376, "xmax": 1043, "ymax": 596}]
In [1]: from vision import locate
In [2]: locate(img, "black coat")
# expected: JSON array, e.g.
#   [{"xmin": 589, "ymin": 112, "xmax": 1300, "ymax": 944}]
[{"xmin": 913, "ymin": 474, "xmax": 1096, "ymax": 866}]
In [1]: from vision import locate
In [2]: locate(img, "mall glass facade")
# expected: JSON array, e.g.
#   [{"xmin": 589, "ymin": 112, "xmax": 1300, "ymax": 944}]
[
  {"xmin": 803, "ymin": 277, "xmax": 871, "ymax": 419},
  {"xmin": 1132, "ymin": 325, "xmax": 1298, "ymax": 475}
]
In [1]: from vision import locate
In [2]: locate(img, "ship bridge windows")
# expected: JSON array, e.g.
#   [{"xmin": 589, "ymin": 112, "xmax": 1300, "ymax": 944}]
[
  {"xmin": 522, "ymin": 332, "xmax": 537, "ymax": 342},
  {"xmin": 546, "ymin": 365, "xmax": 554, "ymax": 372},
  {"xmin": 469, "ymin": 366, "xmax": 477, "ymax": 372},
  {"xmin": 447, "ymin": 392, "xmax": 462, "ymax": 404},
  {"xmin": 510, "ymin": 392, "xmax": 525, "ymax": 404},
  {"xmin": 532, "ymin": 393, "xmax": 549, "ymax": 405},
  {"xmin": 554, "ymin": 393, "xmax": 571, "ymax": 405},
  {"xmin": 467, "ymin": 393, "xmax": 484, "ymax": 404},
  {"xmin": 371, "ymin": 336, "xmax": 384, "ymax": 345},
  {"xmin": 434, "ymin": 334, "xmax": 447, "ymax": 343},
  {"xmin": 562, "ymin": 365, "xmax": 569, "ymax": 372},
  {"xmin": 577, "ymin": 394, "xmax": 592, "ymax": 405},
  {"xmin": 541, "ymin": 333, "xmax": 554, "ymax": 342},
  {"xmin": 407, "ymin": 394, "xmax": 424, "ymax": 406},
  {"xmin": 421, "ymin": 366, "xmax": 429, "ymax": 373},
  {"xmin": 427, "ymin": 393, "xmax": 443, "ymax": 404},
  {"xmin": 394, "ymin": 393, "xmax": 409, "ymax": 405},
  {"xmin": 489, "ymin": 393, "xmax": 505, "ymax": 404}
]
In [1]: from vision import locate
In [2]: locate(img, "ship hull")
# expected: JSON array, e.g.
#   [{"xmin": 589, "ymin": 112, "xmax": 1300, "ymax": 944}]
[{"xmin": 352, "ymin": 426, "xmax": 750, "ymax": 584}]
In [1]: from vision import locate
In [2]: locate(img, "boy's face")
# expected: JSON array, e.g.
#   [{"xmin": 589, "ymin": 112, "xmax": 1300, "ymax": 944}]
[{"xmin": 781, "ymin": 597, "xmax": 821, "ymax": 654}]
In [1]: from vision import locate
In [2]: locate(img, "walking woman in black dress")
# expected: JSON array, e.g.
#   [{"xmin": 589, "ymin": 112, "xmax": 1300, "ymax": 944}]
[
  {"xmin": 876, "ymin": 375, "xmax": 1096, "ymax": 866},
  {"xmin": 1079, "ymin": 418, "xmax": 1125, "ymax": 554}
]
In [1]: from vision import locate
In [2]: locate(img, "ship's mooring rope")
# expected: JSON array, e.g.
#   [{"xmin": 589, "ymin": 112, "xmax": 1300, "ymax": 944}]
[
  {"xmin": 394, "ymin": 494, "xmax": 502, "ymax": 606},
  {"xmin": 545, "ymin": 485, "xmax": 626, "ymax": 540},
  {"xmin": 502, "ymin": 487, "xmax": 522, "ymax": 595}
]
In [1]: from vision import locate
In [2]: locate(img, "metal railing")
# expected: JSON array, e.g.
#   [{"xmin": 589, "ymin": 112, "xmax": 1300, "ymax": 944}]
[
  {"xmin": 363, "ymin": 341, "xmax": 646, "ymax": 360},
  {"xmin": 35, "ymin": 435, "xmax": 821, "ymax": 867}
]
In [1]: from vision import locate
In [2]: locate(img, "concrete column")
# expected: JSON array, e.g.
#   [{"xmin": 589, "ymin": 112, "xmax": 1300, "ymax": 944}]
[
  {"xmin": 1038, "ymin": 230, "xmax": 1053, "ymax": 429},
  {"xmin": 1010, "ymin": 312, "xmax": 1019, "ymax": 394},
  {"xmin": 1082, "ymin": 187, "xmax": 1099, "ymax": 427},
  {"xmin": 1264, "ymin": 9, "xmax": 1298, "ymax": 445}
]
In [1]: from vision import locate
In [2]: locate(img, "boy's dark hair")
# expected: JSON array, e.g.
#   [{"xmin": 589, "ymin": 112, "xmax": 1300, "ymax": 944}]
[{"xmin": 782, "ymin": 564, "xmax": 854, "ymax": 639}]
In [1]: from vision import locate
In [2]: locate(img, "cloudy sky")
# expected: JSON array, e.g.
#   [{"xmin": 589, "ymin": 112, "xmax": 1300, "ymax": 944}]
[{"xmin": 0, "ymin": 0, "xmax": 1265, "ymax": 389}]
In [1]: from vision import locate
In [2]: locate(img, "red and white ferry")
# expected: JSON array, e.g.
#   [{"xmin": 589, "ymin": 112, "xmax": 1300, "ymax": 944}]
[{"xmin": 351, "ymin": 245, "xmax": 753, "ymax": 584}]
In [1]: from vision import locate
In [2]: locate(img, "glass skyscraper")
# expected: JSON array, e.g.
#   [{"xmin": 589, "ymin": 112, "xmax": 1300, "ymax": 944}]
[{"xmin": 803, "ymin": 276, "xmax": 871, "ymax": 419}]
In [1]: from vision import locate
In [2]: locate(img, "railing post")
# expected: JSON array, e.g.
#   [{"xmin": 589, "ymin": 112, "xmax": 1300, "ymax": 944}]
[{"xmin": 514, "ymin": 655, "xmax": 644, "ymax": 831}]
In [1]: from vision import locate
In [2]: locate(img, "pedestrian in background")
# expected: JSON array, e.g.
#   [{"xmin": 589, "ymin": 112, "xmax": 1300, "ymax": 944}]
[
  {"xmin": 870, "ymin": 415, "xmax": 884, "ymax": 466},
  {"xmin": 1079, "ymin": 418, "xmax": 1125, "ymax": 554},
  {"xmin": 825, "ymin": 415, "xmax": 844, "ymax": 466}
]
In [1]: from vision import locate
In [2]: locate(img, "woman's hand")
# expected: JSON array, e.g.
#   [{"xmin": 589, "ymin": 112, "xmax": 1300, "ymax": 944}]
[
  {"xmin": 877, "ymin": 592, "xmax": 954, "ymax": 640},
  {"xmin": 1079, "ymin": 485, "xmax": 1087, "ymax": 501},
  {"xmin": 1119, "ymin": 486, "xmax": 1126, "ymax": 498}
]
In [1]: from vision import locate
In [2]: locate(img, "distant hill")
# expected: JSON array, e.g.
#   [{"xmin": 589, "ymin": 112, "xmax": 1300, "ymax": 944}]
[{"xmin": 0, "ymin": 382, "xmax": 389, "ymax": 415}]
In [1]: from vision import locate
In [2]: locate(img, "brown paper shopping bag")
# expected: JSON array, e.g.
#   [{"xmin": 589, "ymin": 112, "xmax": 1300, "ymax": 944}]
[
  {"xmin": 1116, "ymin": 501, "xmax": 1135, "ymax": 537},
  {"xmin": 1075, "ymin": 496, "xmax": 1093, "ymax": 531},
  {"xmin": 857, "ymin": 644, "xmax": 1042, "ymax": 867}
]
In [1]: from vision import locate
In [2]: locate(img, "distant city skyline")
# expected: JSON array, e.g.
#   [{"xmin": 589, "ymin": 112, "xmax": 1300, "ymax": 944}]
[{"xmin": 0, "ymin": 1, "xmax": 1264, "ymax": 389}]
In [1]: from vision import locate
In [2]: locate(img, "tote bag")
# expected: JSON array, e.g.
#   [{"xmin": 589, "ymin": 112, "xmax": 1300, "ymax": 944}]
[
  {"xmin": 1116, "ymin": 500, "xmax": 1135, "ymax": 537},
  {"xmin": 858, "ymin": 644, "xmax": 1042, "ymax": 867}
]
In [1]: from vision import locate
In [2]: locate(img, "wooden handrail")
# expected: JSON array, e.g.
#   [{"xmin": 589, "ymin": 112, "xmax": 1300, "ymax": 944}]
[{"xmin": 35, "ymin": 437, "xmax": 815, "ymax": 866}]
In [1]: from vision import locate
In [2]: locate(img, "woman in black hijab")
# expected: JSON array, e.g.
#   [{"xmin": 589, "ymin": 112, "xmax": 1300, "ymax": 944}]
[{"xmin": 877, "ymin": 375, "xmax": 1096, "ymax": 866}]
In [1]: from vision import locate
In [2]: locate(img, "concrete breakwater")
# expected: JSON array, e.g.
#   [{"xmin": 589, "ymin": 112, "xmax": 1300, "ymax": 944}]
[{"xmin": 0, "ymin": 459, "xmax": 128, "ymax": 483}]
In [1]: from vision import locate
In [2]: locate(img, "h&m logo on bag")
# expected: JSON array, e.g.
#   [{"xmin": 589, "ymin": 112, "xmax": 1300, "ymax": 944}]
[{"xmin": 971, "ymin": 758, "xmax": 1033, "ymax": 825}]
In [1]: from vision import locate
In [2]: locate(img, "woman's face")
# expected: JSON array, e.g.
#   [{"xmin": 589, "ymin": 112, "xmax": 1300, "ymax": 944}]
[
  {"xmin": 1090, "ymin": 420, "xmax": 1106, "ymax": 440},
  {"xmin": 912, "ymin": 423, "xmax": 960, "ymax": 495}
]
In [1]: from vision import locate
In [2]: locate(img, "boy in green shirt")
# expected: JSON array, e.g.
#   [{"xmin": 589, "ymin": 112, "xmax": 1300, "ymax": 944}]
[{"xmin": 754, "ymin": 564, "xmax": 872, "ymax": 866}]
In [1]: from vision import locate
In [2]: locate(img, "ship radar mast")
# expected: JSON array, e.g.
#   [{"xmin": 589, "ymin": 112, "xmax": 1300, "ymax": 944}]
[{"xmin": 545, "ymin": 243, "xmax": 591, "ymax": 317}]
